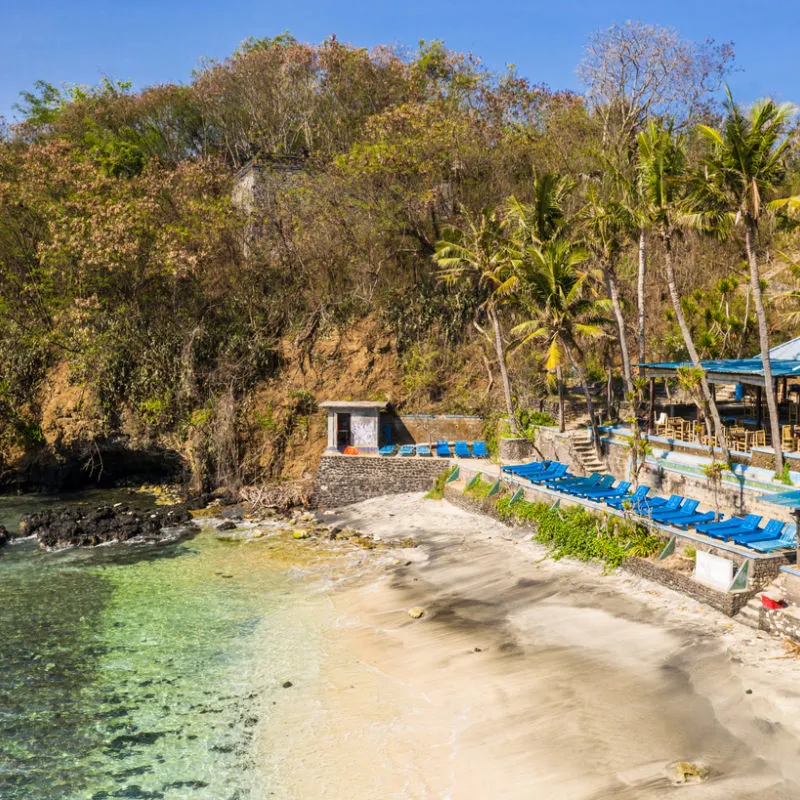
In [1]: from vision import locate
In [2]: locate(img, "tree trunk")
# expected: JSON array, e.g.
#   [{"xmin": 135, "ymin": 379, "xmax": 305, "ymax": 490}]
[
  {"xmin": 488, "ymin": 306, "xmax": 519, "ymax": 434},
  {"xmin": 636, "ymin": 229, "xmax": 647, "ymax": 367},
  {"xmin": 556, "ymin": 365, "xmax": 565, "ymax": 433},
  {"xmin": 604, "ymin": 262, "xmax": 634, "ymax": 397},
  {"xmin": 565, "ymin": 341, "xmax": 602, "ymax": 458},
  {"xmin": 745, "ymin": 221, "xmax": 783, "ymax": 474},
  {"xmin": 662, "ymin": 230, "xmax": 731, "ymax": 465}
]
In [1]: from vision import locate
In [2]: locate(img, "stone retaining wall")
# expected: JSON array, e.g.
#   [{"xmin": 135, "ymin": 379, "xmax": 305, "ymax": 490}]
[
  {"xmin": 758, "ymin": 606, "xmax": 800, "ymax": 640},
  {"xmin": 386, "ymin": 414, "xmax": 484, "ymax": 446},
  {"xmin": 314, "ymin": 454, "xmax": 448, "ymax": 509},
  {"xmin": 621, "ymin": 558, "xmax": 753, "ymax": 616},
  {"xmin": 498, "ymin": 438, "xmax": 537, "ymax": 462}
]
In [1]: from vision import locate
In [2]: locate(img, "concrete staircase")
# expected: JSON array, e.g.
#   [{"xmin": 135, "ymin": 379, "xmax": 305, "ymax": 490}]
[
  {"xmin": 735, "ymin": 595, "xmax": 763, "ymax": 630},
  {"xmin": 571, "ymin": 433, "xmax": 606, "ymax": 474}
]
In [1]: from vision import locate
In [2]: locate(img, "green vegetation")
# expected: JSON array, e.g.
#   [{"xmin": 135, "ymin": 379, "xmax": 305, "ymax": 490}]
[
  {"xmin": 463, "ymin": 475, "xmax": 498, "ymax": 500},
  {"xmin": 1, "ymin": 22, "xmax": 798, "ymax": 491},
  {"xmin": 425, "ymin": 465, "xmax": 457, "ymax": 500},
  {"xmin": 495, "ymin": 495, "xmax": 663, "ymax": 569}
]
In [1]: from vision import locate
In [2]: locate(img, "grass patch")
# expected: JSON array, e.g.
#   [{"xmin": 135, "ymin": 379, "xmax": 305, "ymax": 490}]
[
  {"xmin": 425, "ymin": 466, "xmax": 457, "ymax": 500},
  {"xmin": 495, "ymin": 495, "xmax": 663, "ymax": 570},
  {"xmin": 463, "ymin": 475, "xmax": 502, "ymax": 500}
]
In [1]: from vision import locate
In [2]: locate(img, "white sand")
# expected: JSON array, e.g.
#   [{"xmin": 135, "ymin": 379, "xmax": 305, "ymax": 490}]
[{"xmin": 258, "ymin": 493, "xmax": 800, "ymax": 799}]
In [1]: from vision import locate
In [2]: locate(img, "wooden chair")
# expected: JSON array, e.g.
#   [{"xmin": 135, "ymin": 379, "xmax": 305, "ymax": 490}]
[
  {"xmin": 782, "ymin": 425, "xmax": 795, "ymax": 452},
  {"xmin": 655, "ymin": 412, "xmax": 669, "ymax": 437},
  {"xmin": 751, "ymin": 429, "xmax": 766, "ymax": 448}
]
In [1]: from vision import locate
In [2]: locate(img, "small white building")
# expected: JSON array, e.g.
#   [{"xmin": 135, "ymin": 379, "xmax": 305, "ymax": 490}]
[{"xmin": 320, "ymin": 401, "xmax": 387, "ymax": 454}]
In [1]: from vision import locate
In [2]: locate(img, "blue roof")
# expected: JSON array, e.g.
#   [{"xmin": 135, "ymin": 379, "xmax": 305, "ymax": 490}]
[{"xmin": 640, "ymin": 357, "xmax": 800, "ymax": 378}]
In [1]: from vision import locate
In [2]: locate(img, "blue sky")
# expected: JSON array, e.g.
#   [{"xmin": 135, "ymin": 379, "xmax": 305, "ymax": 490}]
[{"xmin": 2, "ymin": 0, "xmax": 798, "ymax": 122}]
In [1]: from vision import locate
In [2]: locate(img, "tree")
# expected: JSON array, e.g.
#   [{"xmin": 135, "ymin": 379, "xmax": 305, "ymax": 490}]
[
  {"xmin": 512, "ymin": 239, "xmax": 609, "ymax": 452},
  {"xmin": 579, "ymin": 21, "xmax": 734, "ymax": 383},
  {"xmin": 637, "ymin": 119, "xmax": 731, "ymax": 463},
  {"xmin": 579, "ymin": 186, "xmax": 636, "ymax": 397},
  {"xmin": 578, "ymin": 22, "xmax": 735, "ymax": 151},
  {"xmin": 694, "ymin": 91, "xmax": 800, "ymax": 472},
  {"xmin": 434, "ymin": 208, "xmax": 519, "ymax": 433}
]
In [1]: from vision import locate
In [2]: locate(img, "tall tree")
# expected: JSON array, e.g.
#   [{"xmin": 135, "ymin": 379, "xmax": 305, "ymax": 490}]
[
  {"xmin": 695, "ymin": 91, "xmax": 800, "ymax": 473},
  {"xmin": 512, "ymin": 240, "xmax": 609, "ymax": 453},
  {"xmin": 579, "ymin": 187, "xmax": 636, "ymax": 397},
  {"xmin": 434, "ymin": 208, "xmax": 520, "ymax": 433},
  {"xmin": 637, "ymin": 120, "xmax": 731, "ymax": 463}
]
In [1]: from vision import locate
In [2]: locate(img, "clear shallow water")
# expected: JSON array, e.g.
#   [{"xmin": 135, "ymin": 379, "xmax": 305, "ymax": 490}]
[{"xmin": 0, "ymin": 493, "xmax": 325, "ymax": 800}]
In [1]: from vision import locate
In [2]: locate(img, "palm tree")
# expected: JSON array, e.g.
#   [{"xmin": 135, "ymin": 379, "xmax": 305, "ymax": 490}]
[
  {"xmin": 694, "ymin": 90, "xmax": 800, "ymax": 472},
  {"xmin": 637, "ymin": 119, "xmax": 731, "ymax": 464},
  {"xmin": 434, "ymin": 208, "xmax": 520, "ymax": 433},
  {"xmin": 579, "ymin": 186, "xmax": 636, "ymax": 398},
  {"xmin": 503, "ymin": 172, "xmax": 574, "ymax": 246},
  {"xmin": 512, "ymin": 239, "xmax": 609, "ymax": 452}
]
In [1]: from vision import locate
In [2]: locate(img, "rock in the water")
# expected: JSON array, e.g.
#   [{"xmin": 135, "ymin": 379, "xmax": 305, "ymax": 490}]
[
  {"xmin": 217, "ymin": 520, "xmax": 237, "ymax": 531},
  {"xmin": 0, "ymin": 524, "xmax": 9, "ymax": 548},
  {"xmin": 408, "ymin": 607, "xmax": 425, "ymax": 619},
  {"xmin": 20, "ymin": 503, "xmax": 196, "ymax": 549}
]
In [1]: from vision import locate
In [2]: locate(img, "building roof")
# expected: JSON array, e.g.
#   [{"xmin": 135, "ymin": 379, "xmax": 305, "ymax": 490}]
[
  {"xmin": 639, "ymin": 336, "xmax": 800, "ymax": 387},
  {"xmin": 319, "ymin": 400, "xmax": 388, "ymax": 410}
]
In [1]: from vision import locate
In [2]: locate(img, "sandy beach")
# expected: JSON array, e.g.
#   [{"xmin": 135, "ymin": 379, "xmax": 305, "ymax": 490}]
[{"xmin": 259, "ymin": 493, "xmax": 800, "ymax": 799}]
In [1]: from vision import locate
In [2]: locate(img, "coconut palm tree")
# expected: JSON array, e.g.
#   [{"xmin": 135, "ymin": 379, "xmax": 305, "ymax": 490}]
[
  {"xmin": 693, "ymin": 90, "xmax": 800, "ymax": 472},
  {"xmin": 512, "ymin": 239, "xmax": 610, "ymax": 452},
  {"xmin": 434, "ymin": 208, "xmax": 519, "ymax": 433},
  {"xmin": 503, "ymin": 172, "xmax": 575, "ymax": 246},
  {"xmin": 579, "ymin": 186, "xmax": 636, "ymax": 398},
  {"xmin": 637, "ymin": 119, "xmax": 731, "ymax": 463}
]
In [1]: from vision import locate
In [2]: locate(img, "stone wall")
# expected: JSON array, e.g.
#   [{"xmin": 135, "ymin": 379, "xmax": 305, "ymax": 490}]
[
  {"xmin": 758, "ymin": 606, "xmax": 800, "ymax": 641},
  {"xmin": 530, "ymin": 428, "xmax": 587, "ymax": 475},
  {"xmin": 314, "ymin": 454, "xmax": 448, "ymax": 509},
  {"xmin": 499, "ymin": 438, "xmax": 536, "ymax": 462},
  {"xmin": 385, "ymin": 414, "xmax": 484, "ymax": 446},
  {"xmin": 621, "ymin": 558, "xmax": 754, "ymax": 616}
]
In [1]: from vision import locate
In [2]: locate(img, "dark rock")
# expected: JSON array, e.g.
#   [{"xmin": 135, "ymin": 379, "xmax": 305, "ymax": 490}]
[
  {"xmin": 20, "ymin": 503, "xmax": 197, "ymax": 549},
  {"xmin": 217, "ymin": 520, "xmax": 237, "ymax": 531},
  {"xmin": 0, "ymin": 524, "xmax": 9, "ymax": 548},
  {"xmin": 220, "ymin": 506, "xmax": 245, "ymax": 520},
  {"xmin": 282, "ymin": 681, "xmax": 293, "ymax": 688}
]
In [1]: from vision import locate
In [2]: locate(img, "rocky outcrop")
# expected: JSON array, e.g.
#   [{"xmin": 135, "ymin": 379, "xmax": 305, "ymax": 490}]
[{"xmin": 19, "ymin": 504, "xmax": 196, "ymax": 549}]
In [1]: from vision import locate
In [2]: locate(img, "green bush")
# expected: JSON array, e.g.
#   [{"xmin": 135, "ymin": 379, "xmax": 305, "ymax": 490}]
[
  {"xmin": 426, "ymin": 465, "xmax": 456, "ymax": 500},
  {"xmin": 494, "ymin": 495, "xmax": 662, "ymax": 569}
]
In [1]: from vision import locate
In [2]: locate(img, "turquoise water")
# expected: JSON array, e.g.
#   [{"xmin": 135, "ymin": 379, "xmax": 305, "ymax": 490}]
[{"xmin": 0, "ymin": 494, "xmax": 323, "ymax": 800}]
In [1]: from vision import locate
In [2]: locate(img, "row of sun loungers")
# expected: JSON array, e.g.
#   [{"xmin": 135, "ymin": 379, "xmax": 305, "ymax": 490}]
[
  {"xmin": 503, "ymin": 460, "xmax": 797, "ymax": 554},
  {"xmin": 379, "ymin": 441, "xmax": 489, "ymax": 458}
]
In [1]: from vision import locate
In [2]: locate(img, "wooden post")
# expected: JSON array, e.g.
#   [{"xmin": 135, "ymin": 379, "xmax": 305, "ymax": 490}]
[
  {"xmin": 755, "ymin": 385, "xmax": 762, "ymax": 430},
  {"xmin": 648, "ymin": 378, "xmax": 655, "ymax": 434}
]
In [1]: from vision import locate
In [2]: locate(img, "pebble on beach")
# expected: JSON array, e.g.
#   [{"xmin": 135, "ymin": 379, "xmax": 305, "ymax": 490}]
[{"xmin": 408, "ymin": 607, "xmax": 425, "ymax": 619}]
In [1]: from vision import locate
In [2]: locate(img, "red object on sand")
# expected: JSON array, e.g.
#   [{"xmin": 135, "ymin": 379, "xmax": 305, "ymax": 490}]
[{"xmin": 761, "ymin": 595, "xmax": 786, "ymax": 610}]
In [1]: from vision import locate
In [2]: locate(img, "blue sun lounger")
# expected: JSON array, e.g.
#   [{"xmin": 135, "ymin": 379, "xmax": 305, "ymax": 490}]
[
  {"xmin": 454, "ymin": 441, "xmax": 472, "ymax": 458},
  {"xmin": 472, "ymin": 441, "xmax": 489, "ymax": 458},
  {"xmin": 502, "ymin": 460, "xmax": 550, "ymax": 475},
  {"xmin": 579, "ymin": 481, "xmax": 632, "ymax": 501},
  {"xmin": 666, "ymin": 510, "xmax": 718, "ymax": 530},
  {"xmin": 648, "ymin": 498, "xmax": 696, "ymax": 524},
  {"xmin": 547, "ymin": 473, "xmax": 604, "ymax": 492},
  {"xmin": 379, "ymin": 445, "xmax": 396, "ymax": 456},
  {"xmin": 634, "ymin": 494, "xmax": 682, "ymax": 517},
  {"xmin": 526, "ymin": 464, "xmax": 569, "ymax": 484},
  {"xmin": 744, "ymin": 525, "xmax": 796, "ymax": 553},
  {"xmin": 730, "ymin": 519, "xmax": 787, "ymax": 547},
  {"xmin": 416, "ymin": 444, "xmax": 432, "ymax": 457},
  {"xmin": 605, "ymin": 485, "xmax": 649, "ymax": 509},
  {"xmin": 695, "ymin": 514, "xmax": 761, "ymax": 539},
  {"xmin": 397, "ymin": 444, "xmax": 415, "ymax": 456},
  {"xmin": 435, "ymin": 440, "xmax": 451, "ymax": 457}
]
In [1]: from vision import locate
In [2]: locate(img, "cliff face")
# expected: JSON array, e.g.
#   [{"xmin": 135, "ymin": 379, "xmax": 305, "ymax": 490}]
[{"xmin": 4, "ymin": 314, "xmax": 491, "ymax": 492}]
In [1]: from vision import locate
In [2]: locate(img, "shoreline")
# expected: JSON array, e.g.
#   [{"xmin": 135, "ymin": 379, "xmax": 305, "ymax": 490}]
[{"xmin": 259, "ymin": 492, "xmax": 800, "ymax": 799}]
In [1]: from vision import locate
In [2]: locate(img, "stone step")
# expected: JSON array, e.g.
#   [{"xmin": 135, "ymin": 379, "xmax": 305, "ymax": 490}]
[{"xmin": 736, "ymin": 596, "xmax": 764, "ymax": 630}]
